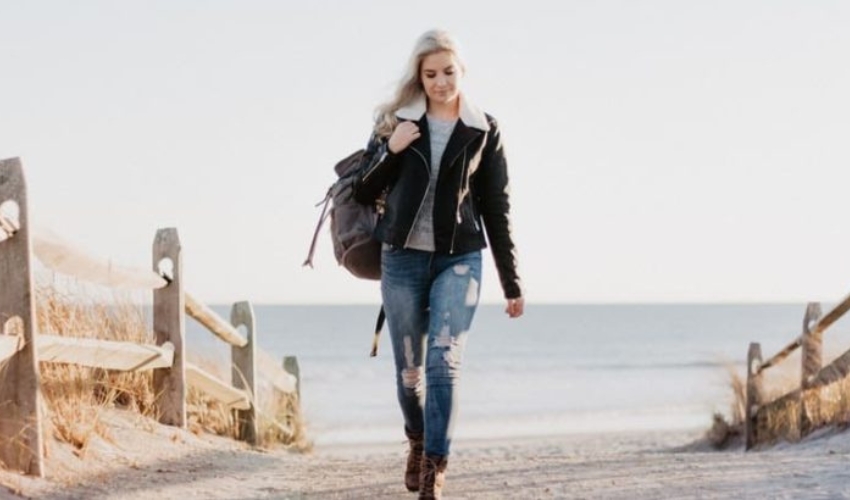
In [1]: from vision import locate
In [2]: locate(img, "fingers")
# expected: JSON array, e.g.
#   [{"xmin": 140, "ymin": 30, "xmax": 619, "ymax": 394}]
[
  {"xmin": 388, "ymin": 121, "xmax": 421, "ymax": 154},
  {"xmin": 398, "ymin": 121, "xmax": 420, "ymax": 135},
  {"xmin": 505, "ymin": 297, "xmax": 524, "ymax": 318},
  {"xmin": 397, "ymin": 122, "xmax": 421, "ymax": 143}
]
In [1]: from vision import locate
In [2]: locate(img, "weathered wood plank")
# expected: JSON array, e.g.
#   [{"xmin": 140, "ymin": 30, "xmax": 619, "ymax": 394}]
[
  {"xmin": 0, "ymin": 334, "xmax": 24, "ymax": 363},
  {"xmin": 31, "ymin": 227, "xmax": 168, "ymax": 290},
  {"xmin": 256, "ymin": 352, "xmax": 298, "ymax": 395},
  {"xmin": 153, "ymin": 228, "xmax": 186, "ymax": 428},
  {"xmin": 231, "ymin": 301, "xmax": 258, "ymax": 444},
  {"xmin": 756, "ymin": 294, "xmax": 850, "ymax": 376},
  {"xmin": 810, "ymin": 292, "xmax": 850, "ymax": 337},
  {"xmin": 801, "ymin": 303, "xmax": 823, "ymax": 389},
  {"xmin": 0, "ymin": 157, "xmax": 44, "ymax": 476},
  {"xmin": 756, "ymin": 336, "xmax": 801, "ymax": 374},
  {"xmin": 186, "ymin": 363, "xmax": 250, "ymax": 410},
  {"xmin": 754, "ymin": 387, "xmax": 802, "ymax": 446},
  {"xmin": 38, "ymin": 335, "xmax": 174, "ymax": 371},
  {"xmin": 800, "ymin": 302, "xmax": 824, "ymax": 437},
  {"xmin": 184, "ymin": 293, "xmax": 247, "ymax": 348},
  {"xmin": 807, "ymin": 349, "xmax": 850, "ymax": 391},
  {"xmin": 745, "ymin": 342, "xmax": 763, "ymax": 450}
]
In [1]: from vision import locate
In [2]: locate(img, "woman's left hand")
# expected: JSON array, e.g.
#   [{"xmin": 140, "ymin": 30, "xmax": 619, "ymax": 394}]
[{"xmin": 505, "ymin": 297, "xmax": 524, "ymax": 318}]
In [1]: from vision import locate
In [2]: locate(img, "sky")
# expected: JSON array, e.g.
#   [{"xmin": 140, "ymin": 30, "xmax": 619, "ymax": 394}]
[{"xmin": 1, "ymin": 1, "xmax": 849, "ymax": 305}]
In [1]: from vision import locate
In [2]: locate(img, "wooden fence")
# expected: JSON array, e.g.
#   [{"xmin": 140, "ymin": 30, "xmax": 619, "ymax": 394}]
[
  {"xmin": 0, "ymin": 157, "xmax": 299, "ymax": 476},
  {"xmin": 745, "ymin": 293, "xmax": 850, "ymax": 449}
]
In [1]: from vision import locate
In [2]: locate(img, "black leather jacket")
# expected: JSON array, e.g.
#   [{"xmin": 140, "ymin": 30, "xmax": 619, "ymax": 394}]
[{"xmin": 353, "ymin": 108, "xmax": 522, "ymax": 299}]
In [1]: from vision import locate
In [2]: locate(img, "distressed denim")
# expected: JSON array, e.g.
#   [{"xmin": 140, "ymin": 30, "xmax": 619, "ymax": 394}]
[{"xmin": 381, "ymin": 246, "xmax": 482, "ymax": 457}]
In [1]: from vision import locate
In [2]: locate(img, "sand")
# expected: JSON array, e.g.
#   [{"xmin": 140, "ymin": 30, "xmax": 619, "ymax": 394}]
[{"xmin": 3, "ymin": 411, "xmax": 850, "ymax": 499}]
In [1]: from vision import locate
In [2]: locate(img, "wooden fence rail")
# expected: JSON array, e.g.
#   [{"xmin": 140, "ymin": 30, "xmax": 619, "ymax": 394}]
[
  {"xmin": 0, "ymin": 157, "xmax": 299, "ymax": 476},
  {"xmin": 745, "ymin": 293, "xmax": 850, "ymax": 449}
]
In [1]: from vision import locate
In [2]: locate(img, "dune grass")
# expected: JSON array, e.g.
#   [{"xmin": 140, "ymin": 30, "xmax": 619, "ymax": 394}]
[
  {"xmin": 36, "ymin": 285, "xmax": 157, "ymax": 456},
  {"xmin": 711, "ymin": 345, "xmax": 850, "ymax": 449},
  {"xmin": 29, "ymin": 282, "xmax": 310, "ymax": 462},
  {"xmin": 704, "ymin": 365, "xmax": 746, "ymax": 449}
]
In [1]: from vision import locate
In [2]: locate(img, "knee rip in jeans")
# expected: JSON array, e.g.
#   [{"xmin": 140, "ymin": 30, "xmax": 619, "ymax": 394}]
[
  {"xmin": 434, "ymin": 313, "xmax": 467, "ymax": 348},
  {"xmin": 432, "ymin": 331, "xmax": 468, "ymax": 370},
  {"xmin": 401, "ymin": 367, "xmax": 422, "ymax": 389},
  {"xmin": 435, "ymin": 320, "xmax": 453, "ymax": 348},
  {"xmin": 403, "ymin": 335, "xmax": 416, "ymax": 367},
  {"xmin": 442, "ymin": 348, "xmax": 462, "ymax": 368}
]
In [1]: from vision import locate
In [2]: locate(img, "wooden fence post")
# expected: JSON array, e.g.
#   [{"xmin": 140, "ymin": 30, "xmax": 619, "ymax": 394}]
[
  {"xmin": 283, "ymin": 356, "xmax": 301, "ymax": 401},
  {"xmin": 0, "ymin": 158, "xmax": 44, "ymax": 476},
  {"xmin": 153, "ymin": 228, "xmax": 186, "ymax": 427},
  {"xmin": 801, "ymin": 302, "xmax": 824, "ymax": 388},
  {"xmin": 231, "ymin": 301, "xmax": 257, "ymax": 444},
  {"xmin": 799, "ymin": 302, "xmax": 823, "ymax": 437},
  {"xmin": 745, "ymin": 342, "xmax": 763, "ymax": 450}
]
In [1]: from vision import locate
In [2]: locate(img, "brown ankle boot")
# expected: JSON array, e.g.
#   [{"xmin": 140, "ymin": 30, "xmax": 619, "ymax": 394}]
[
  {"xmin": 418, "ymin": 454, "xmax": 447, "ymax": 500},
  {"xmin": 404, "ymin": 429, "xmax": 424, "ymax": 492}
]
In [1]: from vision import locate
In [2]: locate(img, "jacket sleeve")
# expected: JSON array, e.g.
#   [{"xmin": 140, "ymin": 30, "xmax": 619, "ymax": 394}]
[
  {"xmin": 474, "ymin": 117, "xmax": 523, "ymax": 299},
  {"xmin": 352, "ymin": 133, "xmax": 401, "ymax": 205}
]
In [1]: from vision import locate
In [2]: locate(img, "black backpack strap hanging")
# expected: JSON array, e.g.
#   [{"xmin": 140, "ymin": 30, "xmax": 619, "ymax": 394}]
[{"xmin": 370, "ymin": 304, "xmax": 385, "ymax": 357}]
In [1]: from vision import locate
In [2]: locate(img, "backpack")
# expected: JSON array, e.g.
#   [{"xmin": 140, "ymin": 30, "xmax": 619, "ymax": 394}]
[
  {"xmin": 303, "ymin": 149, "xmax": 382, "ymax": 280},
  {"xmin": 303, "ymin": 149, "xmax": 386, "ymax": 356}
]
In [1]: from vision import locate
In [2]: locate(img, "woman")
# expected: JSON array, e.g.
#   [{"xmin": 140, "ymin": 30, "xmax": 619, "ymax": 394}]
[{"xmin": 353, "ymin": 29, "xmax": 524, "ymax": 499}]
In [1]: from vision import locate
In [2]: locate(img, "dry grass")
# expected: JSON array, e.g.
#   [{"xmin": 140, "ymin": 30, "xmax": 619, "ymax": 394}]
[
  {"xmin": 259, "ymin": 382, "xmax": 311, "ymax": 452},
  {"xmin": 254, "ymin": 351, "xmax": 311, "ymax": 451},
  {"xmin": 706, "ymin": 365, "xmax": 746, "ymax": 449},
  {"xmin": 796, "ymin": 377, "xmax": 850, "ymax": 434},
  {"xmin": 36, "ymin": 285, "xmax": 156, "ymax": 456},
  {"xmin": 28, "ymin": 281, "xmax": 310, "ymax": 464},
  {"xmin": 714, "ymin": 338, "xmax": 850, "ymax": 449},
  {"xmin": 187, "ymin": 353, "xmax": 312, "ymax": 452}
]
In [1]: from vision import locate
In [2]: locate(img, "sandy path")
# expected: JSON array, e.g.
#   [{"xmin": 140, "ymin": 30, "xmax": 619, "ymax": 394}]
[{"xmin": 4, "ymin": 420, "xmax": 850, "ymax": 499}]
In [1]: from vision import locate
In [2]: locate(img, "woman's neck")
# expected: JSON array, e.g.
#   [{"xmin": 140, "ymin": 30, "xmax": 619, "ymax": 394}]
[{"xmin": 427, "ymin": 98, "xmax": 460, "ymax": 120}]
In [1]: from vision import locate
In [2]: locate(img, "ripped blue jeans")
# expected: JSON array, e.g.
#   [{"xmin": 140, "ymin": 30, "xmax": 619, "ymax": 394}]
[{"xmin": 381, "ymin": 246, "xmax": 482, "ymax": 457}]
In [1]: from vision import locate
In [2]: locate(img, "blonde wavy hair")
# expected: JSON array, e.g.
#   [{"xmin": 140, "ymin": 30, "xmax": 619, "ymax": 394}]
[{"xmin": 373, "ymin": 29, "xmax": 466, "ymax": 138}]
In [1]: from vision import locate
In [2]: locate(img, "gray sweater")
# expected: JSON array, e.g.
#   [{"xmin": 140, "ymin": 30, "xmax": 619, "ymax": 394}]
[{"xmin": 406, "ymin": 116, "xmax": 457, "ymax": 251}]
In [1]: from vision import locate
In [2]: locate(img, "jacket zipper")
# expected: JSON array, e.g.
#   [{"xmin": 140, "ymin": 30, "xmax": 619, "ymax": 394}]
[
  {"xmin": 360, "ymin": 149, "xmax": 388, "ymax": 184},
  {"xmin": 403, "ymin": 145, "xmax": 431, "ymax": 248},
  {"xmin": 447, "ymin": 134, "xmax": 480, "ymax": 253},
  {"xmin": 403, "ymin": 133, "xmax": 479, "ymax": 253},
  {"xmin": 449, "ymin": 149, "xmax": 468, "ymax": 254},
  {"xmin": 470, "ymin": 191, "xmax": 481, "ymax": 232}
]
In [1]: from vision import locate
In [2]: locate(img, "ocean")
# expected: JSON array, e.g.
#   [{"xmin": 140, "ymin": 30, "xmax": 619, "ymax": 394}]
[{"xmin": 185, "ymin": 303, "xmax": 849, "ymax": 446}]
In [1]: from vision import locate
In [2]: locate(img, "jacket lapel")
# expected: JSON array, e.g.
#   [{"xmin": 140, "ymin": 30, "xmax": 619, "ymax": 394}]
[
  {"xmin": 396, "ymin": 93, "xmax": 489, "ymax": 171},
  {"xmin": 440, "ymin": 119, "xmax": 482, "ymax": 172},
  {"xmin": 408, "ymin": 114, "xmax": 431, "ymax": 170}
]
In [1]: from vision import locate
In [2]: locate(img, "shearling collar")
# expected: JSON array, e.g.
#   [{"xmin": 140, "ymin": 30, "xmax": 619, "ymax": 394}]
[{"xmin": 396, "ymin": 94, "xmax": 490, "ymax": 132}]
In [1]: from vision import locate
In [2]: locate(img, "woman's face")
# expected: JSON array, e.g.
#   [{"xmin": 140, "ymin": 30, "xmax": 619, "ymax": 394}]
[{"xmin": 420, "ymin": 50, "xmax": 462, "ymax": 108}]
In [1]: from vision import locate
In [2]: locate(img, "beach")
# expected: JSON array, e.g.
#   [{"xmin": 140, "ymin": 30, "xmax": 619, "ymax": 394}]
[
  {"xmin": 3, "ymin": 410, "xmax": 850, "ymax": 499},
  {"xmin": 4, "ymin": 303, "xmax": 847, "ymax": 498},
  {"xmin": 4, "ymin": 1, "xmax": 850, "ymax": 496}
]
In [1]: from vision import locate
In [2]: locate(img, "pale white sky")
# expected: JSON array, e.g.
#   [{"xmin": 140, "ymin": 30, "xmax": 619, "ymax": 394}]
[{"xmin": 2, "ymin": 1, "xmax": 849, "ymax": 305}]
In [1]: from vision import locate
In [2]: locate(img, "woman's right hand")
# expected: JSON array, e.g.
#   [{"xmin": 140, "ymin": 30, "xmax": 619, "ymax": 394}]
[{"xmin": 387, "ymin": 121, "xmax": 421, "ymax": 154}]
